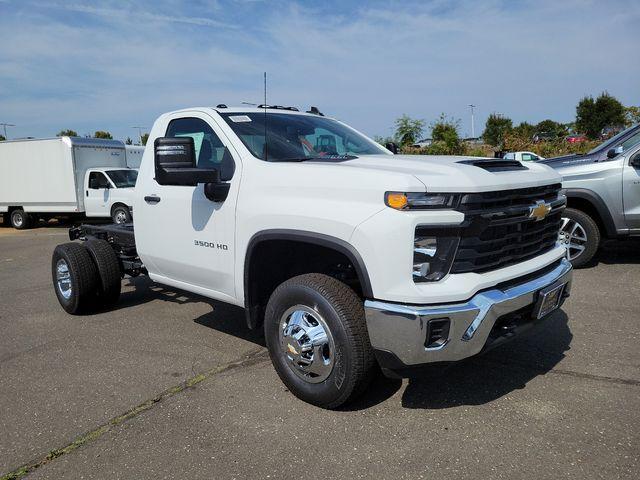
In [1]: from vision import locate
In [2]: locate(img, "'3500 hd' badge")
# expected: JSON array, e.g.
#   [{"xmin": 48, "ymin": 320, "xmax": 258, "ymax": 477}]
[{"xmin": 194, "ymin": 240, "xmax": 228, "ymax": 250}]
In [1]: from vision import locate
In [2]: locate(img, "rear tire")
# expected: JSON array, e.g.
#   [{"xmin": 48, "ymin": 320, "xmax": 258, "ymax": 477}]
[
  {"xmin": 52, "ymin": 243, "xmax": 99, "ymax": 314},
  {"xmin": 84, "ymin": 239, "xmax": 122, "ymax": 307},
  {"xmin": 112, "ymin": 205, "xmax": 131, "ymax": 224},
  {"xmin": 559, "ymin": 208, "xmax": 600, "ymax": 268},
  {"xmin": 264, "ymin": 273, "xmax": 375, "ymax": 409},
  {"xmin": 10, "ymin": 209, "xmax": 31, "ymax": 230}
]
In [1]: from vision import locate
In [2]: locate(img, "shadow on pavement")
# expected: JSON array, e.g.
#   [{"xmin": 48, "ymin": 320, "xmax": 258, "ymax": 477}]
[
  {"xmin": 401, "ymin": 311, "xmax": 571, "ymax": 409},
  {"xmin": 114, "ymin": 276, "xmax": 264, "ymax": 347},
  {"xmin": 99, "ymin": 274, "xmax": 572, "ymax": 410},
  {"xmin": 594, "ymin": 238, "xmax": 640, "ymax": 265},
  {"xmin": 346, "ymin": 311, "xmax": 572, "ymax": 411}
]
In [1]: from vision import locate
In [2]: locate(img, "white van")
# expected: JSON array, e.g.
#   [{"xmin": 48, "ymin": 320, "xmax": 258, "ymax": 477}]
[{"xmin": 0, "ymin": 137, "xmax": 137, "ymax": 229}]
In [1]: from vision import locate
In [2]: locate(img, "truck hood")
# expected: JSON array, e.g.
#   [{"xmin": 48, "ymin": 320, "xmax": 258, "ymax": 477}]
[
  {"xmin": 537, "ymin": 153, "xmax": 597, "ymax": 169},
  {"xmin": 330, "ymin": 154, "xmax": 562, "ymax": 192}
]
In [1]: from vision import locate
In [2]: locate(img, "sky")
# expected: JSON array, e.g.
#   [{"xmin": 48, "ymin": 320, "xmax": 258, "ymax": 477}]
[{"xmin": 0, "ymin": 0, "xmax": 638, "ymax": 142}]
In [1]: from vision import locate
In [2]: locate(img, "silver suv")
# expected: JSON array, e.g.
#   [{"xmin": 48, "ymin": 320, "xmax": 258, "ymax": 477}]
[{"xmin": 540, "ymin": 124, "xmax": 640, "ymax": 266}]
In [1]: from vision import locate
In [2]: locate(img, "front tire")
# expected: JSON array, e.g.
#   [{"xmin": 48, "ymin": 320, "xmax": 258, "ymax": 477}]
[
  {"xmin": 112, "ymin": 205, "xmax": 131, "ymax": 224},
  {"xmin": 264, "ymin": 273, "xmax": 375, "ymax": 409},
  {"xmin": 10, "ymin": 209, "xmax": 31, "ymax": 230},
  {"xmin": 559, "ymin": 208, "xmax": 600, "ymax": 268},
  {"xmin": 52, "ymin": 243, "xmax": 99, "ymax": 314}
]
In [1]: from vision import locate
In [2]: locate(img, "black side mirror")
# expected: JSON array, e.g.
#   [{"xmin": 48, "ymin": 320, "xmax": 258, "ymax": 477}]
[
  {"xmin": 154, "ymin": 136, "xmax": 229, "ymax": 202},
  {"xmin": 154, "ymin": 137, "xmax": 217, "ymax": 186},
  {"xmin": 607, "ymin": 146, "xmax": 623, "ymax": 159},
  {"xmin": 630, "ymin": 153, "xmax": 640, "ymax": 168},
  {"xmin": 385, "ymin": 142, "xmax": 399, "ymax": 154}
]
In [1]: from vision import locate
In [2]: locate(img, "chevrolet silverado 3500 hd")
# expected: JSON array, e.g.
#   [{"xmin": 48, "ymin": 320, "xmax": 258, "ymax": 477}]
[{"xmin": 51, "ymin": 106, "xmax": 572, "ymax": 408}]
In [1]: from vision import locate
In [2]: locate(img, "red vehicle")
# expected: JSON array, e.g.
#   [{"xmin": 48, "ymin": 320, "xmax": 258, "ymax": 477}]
[{"xmin": 566, "ymin": 134, "xmax": 587, "ymax": 144}]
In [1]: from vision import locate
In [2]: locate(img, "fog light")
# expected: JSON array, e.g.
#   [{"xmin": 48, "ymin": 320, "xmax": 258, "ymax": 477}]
[{"xmin": 425, "ymin": 318, "xmax": 450, "ymax": 349}]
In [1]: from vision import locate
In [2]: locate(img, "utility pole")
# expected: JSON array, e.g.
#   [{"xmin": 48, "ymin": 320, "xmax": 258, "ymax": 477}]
[
  {"xmin": 0, "ymin": 123, "xmax": 15, "ymax": 139},
  {"xmin": 468, "ymin": 105, "xmax": 476, "ymax": 138},
  {"xmin": 131, "ymin": 126, "xmax": 147, "ymax": 145}
]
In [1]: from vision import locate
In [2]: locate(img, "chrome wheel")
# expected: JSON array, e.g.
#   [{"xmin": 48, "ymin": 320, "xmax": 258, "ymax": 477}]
[
  {"xmin": 279, "ymin": 305, "xmax": 335, "ymax": 384},
  {"xmin": 114, "ymin": 209, "xmax": 128, "ymax": 224},
  {"xmin": 559, "ymin": 216, "xmax": 588, "ymax": 261},
  {"xmin": 55, "ymin": 259, "xmax": 72, "ymax": 300},
  {"xmin": 11, "ymin": 212, "xmax": 23, "ymax": 228}
]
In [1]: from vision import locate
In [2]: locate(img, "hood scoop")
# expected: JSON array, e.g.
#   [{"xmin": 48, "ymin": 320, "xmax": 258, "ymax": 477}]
[{"xmin": 457, "ymin": 159, "xmax": 528, "ymax": 172}]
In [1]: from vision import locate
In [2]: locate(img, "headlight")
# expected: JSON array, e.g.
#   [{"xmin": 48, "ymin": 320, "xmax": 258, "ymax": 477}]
[
  {"xmin": 385, "ymin": 192, "xmax": 460, "ymax": 210},
  {"xmin": 413, "ymin": 234, "xmax": 459, "ymax": 282}
]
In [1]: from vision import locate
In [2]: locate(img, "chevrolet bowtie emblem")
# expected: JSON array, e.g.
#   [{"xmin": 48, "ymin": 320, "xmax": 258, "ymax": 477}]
[{"xmin": 529, "ymin": 200, "xmax": 551, "ymax": 221}]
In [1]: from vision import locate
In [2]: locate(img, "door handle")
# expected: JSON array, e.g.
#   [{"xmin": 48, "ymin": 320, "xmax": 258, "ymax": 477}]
[{"xmin": 144, "ymin": 195, "xmax": 161, "ymax": 204}]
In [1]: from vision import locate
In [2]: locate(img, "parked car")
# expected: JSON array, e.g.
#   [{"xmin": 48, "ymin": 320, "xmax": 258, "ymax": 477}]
[
  {"xmin": 539, "ymin": 123, "xmax": 640, "ymax": 266},
  {"xmin": 565, "ymin": 134, "xmax": 587, "ymax": 143},
  {"xmin": 50, "ymin": 105, "xmax": 572, "ymax": 408},
  {"xmin": 503, "ymin": 151, "xmax": 544, "ymax": 162},
  {"xmin": 0, "ymin": 137, "xmax": 137, "ymax": 229},
  {"xmin": 412, "ymin": 138, "xmax": 432, "ymax": 148},
  {"xmin": 532, "ymin": 132, "xmax": 556, "ymax": 143}
]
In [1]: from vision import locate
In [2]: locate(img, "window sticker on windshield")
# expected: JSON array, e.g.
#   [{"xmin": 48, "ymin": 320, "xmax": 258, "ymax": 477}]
[{"xmin": 229, "ymin": 115, "xmax": 252, "ymax": 123}]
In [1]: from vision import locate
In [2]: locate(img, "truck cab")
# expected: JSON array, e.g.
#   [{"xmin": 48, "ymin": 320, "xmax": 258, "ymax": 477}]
[
  {"xmin": 53, "ymin": 106, "xmax": 573, "ymax": 408},
  {"xmin": 84, "ymin": 168, "xmax": 138, "ymax": 223}
]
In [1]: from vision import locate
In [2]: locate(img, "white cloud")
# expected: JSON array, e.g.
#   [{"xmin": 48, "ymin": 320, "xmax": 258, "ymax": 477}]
[{"xmin": 0, "ymin": 0, "xmax": 638, "ymax": 140}]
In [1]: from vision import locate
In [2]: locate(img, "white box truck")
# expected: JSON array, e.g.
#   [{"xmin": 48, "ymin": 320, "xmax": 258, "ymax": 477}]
[{"xmin": 0, "ymin": 137, "xmax": 137, "ymax": 229}]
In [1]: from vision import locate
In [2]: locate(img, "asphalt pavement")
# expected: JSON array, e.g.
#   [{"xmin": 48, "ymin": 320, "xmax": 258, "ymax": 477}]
[{"xmin": 0, "ymin": 223, "xmax": 638, "ymax": 479}]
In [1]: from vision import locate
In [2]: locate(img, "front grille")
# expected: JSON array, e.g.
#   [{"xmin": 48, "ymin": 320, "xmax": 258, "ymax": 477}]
[{"xmin": 450, "ymin": 183, "xmax": 563, "ymax": 274}]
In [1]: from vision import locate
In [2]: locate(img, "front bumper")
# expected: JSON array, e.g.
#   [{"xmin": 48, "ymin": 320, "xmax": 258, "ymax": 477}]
[{"xmin": 364, "ymin": 258, "xmax": 572, "ymax": 371}]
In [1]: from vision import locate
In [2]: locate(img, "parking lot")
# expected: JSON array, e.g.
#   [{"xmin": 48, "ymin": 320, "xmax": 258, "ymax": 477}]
[{"xmin": 0, "ymin": 224, "xmax": 638, "ymax": 479}]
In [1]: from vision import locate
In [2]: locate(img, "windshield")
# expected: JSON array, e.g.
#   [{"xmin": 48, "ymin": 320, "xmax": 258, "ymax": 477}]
[
  {"xmin": 106, "ymin": 169, "xmax": 138, "ymax": 188},
  {"xmin": 220, "ymin": 112, "xmax": 386, "ymax": 162},
  {"xmin": 589, "ymin": 124, "xmax": 639, "ymax": 154}
]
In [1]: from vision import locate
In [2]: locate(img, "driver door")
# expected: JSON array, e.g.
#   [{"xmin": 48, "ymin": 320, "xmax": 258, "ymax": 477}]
[
  {"xmin": 134, "ymin": 112, "xmax": 240, "ymax": 302},
  {"xmin": 622, "ymin": 146, "xmax": 640, "ymax": 230},
  {"xmin": 85, "ymin": 171, "xmax": 112, "ymax": 217}
]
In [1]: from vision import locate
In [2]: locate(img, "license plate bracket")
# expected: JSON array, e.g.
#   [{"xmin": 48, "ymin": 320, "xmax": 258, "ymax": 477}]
[{"xmin": 533, "ymin": 282, "xmax": 566, "ymax": 319}]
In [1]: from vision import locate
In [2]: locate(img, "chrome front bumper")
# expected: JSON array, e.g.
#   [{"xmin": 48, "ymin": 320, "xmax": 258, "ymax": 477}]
[{"xmin": 364, "ymin": 258, "xmax": 573, "ymax": 368}]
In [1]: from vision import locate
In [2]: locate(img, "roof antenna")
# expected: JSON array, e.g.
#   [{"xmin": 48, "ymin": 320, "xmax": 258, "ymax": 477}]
[{"xmin": 263, "ymin": 72, "xmax": 268, "ymax": 162}]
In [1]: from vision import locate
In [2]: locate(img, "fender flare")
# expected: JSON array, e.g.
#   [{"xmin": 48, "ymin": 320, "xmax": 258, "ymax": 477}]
[
  {"xmin": 243, "ymin": 229, "xmax": 374, "ymax": 325},
  {"xmin": 564, "ymin": 188, "xmax": 616, "ymax": 237}
]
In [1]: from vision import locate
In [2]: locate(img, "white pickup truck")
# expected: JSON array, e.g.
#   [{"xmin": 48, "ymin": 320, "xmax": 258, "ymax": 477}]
[{"xmin": 51, "ymin": 106, "xmax": 572, "ymax": 408}]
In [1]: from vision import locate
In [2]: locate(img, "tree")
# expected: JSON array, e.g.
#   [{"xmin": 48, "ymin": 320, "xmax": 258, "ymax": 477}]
[
  {"xmin": 429, "ymin": 113, "xmax": 462, "ymax": 154},
  {"xmin": 625, "ymin": 106, "xmax": 640, "ymax": 127},
  {"xmin": 125, "ymin": 137, "xmax": 133, "ymax": 145},
  {"xmin": 140, "ymin": 133, "xmax": 149, "ymax": 146},
  {"xmin": 373, "ymin": 135, "xmax": 396, "ymax": 146},
  {"xmin": 575, "ymin": 92, "xmax": 626, "ymax": 139},
  {"xmin": 431, "ymin": 114, "xmax": 459, "ymax": 142},
  {"xmin": 482, "ymin": 113, "xmax": 513, "ymax": 146},
  {"xmin": 512, "ymin": 121, "xmax": 536, "ymax": 139},
  {"xmin": 57, "ymin": 129, "xmax": 78, "ymax": 137},
  {"xmin": 0, "ymin": 134, "xmax": 5, "ymax": 142},
  {"xmin": 394, "ymin": 114, "xmax": 425, "ymax": 147},
  {"xmin": 94, "ymin": 130, "xmax": 113, "ymax": 139},
  {"xmin": 535, "ymin": 119, "xmax": 568, "ymax": 139}
]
